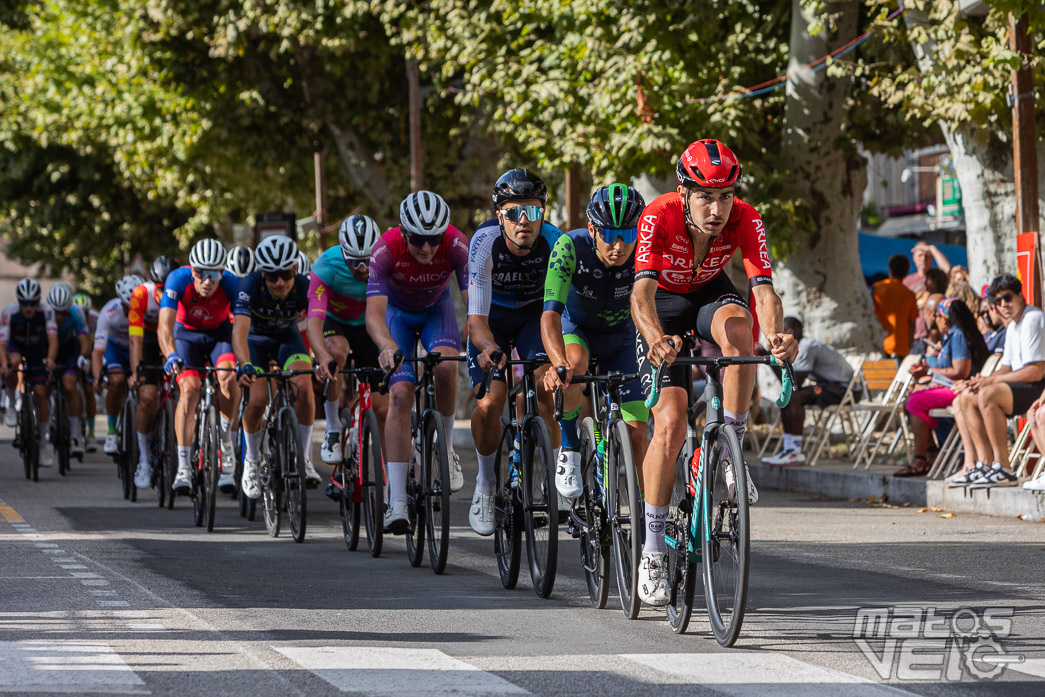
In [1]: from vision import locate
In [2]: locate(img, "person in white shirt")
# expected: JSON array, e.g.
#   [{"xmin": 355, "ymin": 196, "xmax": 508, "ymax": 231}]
[{"xmin": 950, "ymin": 274, "xmax": 1045, "ymax": 488}]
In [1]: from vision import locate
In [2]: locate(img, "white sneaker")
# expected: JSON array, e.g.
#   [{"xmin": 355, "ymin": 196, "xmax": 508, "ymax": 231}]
[
  {"xmin": 555, "ymin": 450, "xmax": 583, "ymax": 498},
  {"xmin": 723, "ymin": 461, "xmax": 759, "ymax": 504},
  {"xmin": 220, "ymin": 439, "xmax": 234, "ymax": 471},
  {"xmin": 39, "ymin": 443, "xmax": 54, "ymax": 467},
  {"xmin": 761, "ymin": 447, "xmax": 806, "ymax": 467},
  {"xmin": 103, "ymin": 432, "xmax": 119, "ymax": 455},
  {"xmin": 320, "ymin": 432, "xmax": 342, "ymax": 464},
  {"xmin": 4, "ymin": 409, "xmax": 16, "ymax": 428},
  {"xmin": 172, "ymin": 467, "xmax": 192, "ymax": 495},
  {"xmin": 1023, "ymin": 473, "xmax": 1045, "ymax": 491},
  {"xmin": 134, "ymin": 461, "xmax": 151, "ymax": 489},
  {"xmin": 71, "ymin": 436, "xmax": 84, "ymax": 457},
  {"xmin": 383, "ymin": 501, "xmax": 409, "ymax": 535},
  {"xmin": 449, "ymin": 450, "xmax": 464, "ymax": 493},
  {"xmin": 948, "ymin": 463, "xmax": 986, "ymax": 487},
  {"xmin": 241, "ymin": 460, "xmax": 261, "ymax": 499},
  {"xmin": 304, "ymin": 459, "xmax": 322, "ymax": 485},
  {"xmin": 638, "ymin": 553, "xmax": 670, "ymax": 606},
  {"xmin": 468, "ymin": 489, "xmax": 494, "ymax": 536}
]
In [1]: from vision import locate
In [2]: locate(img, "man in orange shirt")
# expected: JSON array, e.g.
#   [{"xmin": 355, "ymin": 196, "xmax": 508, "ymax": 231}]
[{"xmin": 873, "ymin": 254, "xmax": 919, "ymax": 358}]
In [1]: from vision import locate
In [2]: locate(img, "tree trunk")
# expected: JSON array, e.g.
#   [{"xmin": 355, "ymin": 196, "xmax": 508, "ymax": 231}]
[{"xmin": 772, "ymin": 0, "xmax": 880, "ymax": 349}]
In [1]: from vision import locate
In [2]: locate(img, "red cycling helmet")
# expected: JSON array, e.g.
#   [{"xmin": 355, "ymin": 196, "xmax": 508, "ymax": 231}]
[{"xmin": 676, "ymin": 139, "xmax": 742, "ymax": 188}]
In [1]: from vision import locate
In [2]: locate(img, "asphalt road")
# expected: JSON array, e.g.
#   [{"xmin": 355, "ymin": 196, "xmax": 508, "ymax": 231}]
[{"xmin": 2, "ymin": 431, "xmax": 1045, "ymax": 696}]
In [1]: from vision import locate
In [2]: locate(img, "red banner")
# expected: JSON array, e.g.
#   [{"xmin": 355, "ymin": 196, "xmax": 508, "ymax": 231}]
[{"xmin": 1016, "ymin": 232, "xmax": 1042, "ymax": 307}]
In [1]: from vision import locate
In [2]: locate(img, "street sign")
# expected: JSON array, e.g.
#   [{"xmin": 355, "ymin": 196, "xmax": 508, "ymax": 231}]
[
  {"xmin": 254, "ymin": 213, "xmax": 297, "ymax": 245},
  {"xmin": 940, "ymin": 176, "xmax": 962, "ymax": 218}
]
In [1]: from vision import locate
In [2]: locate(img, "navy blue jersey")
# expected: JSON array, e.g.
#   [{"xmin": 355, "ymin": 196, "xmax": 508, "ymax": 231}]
[
  {"xmin": 467, "ymin": 219, "xmax": 562, "ymax": 315},
  {"xmin": 233, "ymin": 272, "xmax": 310, "ymax": 336},
  {"xmin": 543, "ymin": 228, "xmax": 635, "ymax": 335}
]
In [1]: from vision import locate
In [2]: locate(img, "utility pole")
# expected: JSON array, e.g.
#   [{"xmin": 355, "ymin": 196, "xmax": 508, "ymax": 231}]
[
  {"xmin": 565, "ymin": 163, "xmax": 582, "ymax": 230},
  {"xmin": 407, "ymin": 60, "xmax": 423, "ymax": 192},
  {"xmin": 314, "ymin": 151, "xmax": 327, "ymax": 247},
  {"xmin": 1009, "ymin": 12, "xmax": 1039, "ymax": 235}
]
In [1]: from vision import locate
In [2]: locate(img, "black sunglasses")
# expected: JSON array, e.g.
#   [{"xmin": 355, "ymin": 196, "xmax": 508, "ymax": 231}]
[
  {"xmin": 263, "ymin": 269, "xmax": 296, "ymax": 282},
  {"xmin": 406, "ymin": 232, "xmax": 444, "ymax": 248},
  {"xmin": 993, "ymin": 292, "xmax": 1017, "ymax": 305}
]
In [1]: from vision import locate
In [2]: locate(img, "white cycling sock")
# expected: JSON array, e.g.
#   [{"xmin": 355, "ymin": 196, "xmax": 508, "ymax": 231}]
[
  {"xmin": 177, "ymin": 446, "xmax": 191, "ymax": 473},
  {"xmin": 387, "ymin": 461, "xmax": 408, "ymax": 507},
  {"xmin": 244, "ymin": 429, "xmax": 263, "ymax": 463},
  {"xmin": 298, "ymin": 423, "xmax": 314, "ymax": 463},
  {"xmin": 724, "ymin": 409, "xmax": 748, "ymax": 446},
  {"xmin": 219, "ymin": 414, "xmax": 231, "ymax": 440},
  {"xmin": 137, "ymin": 432, "xmax": 152, "ymax": 465},
  {"xmin": 441, "ymin": 412, "xmax": 455, "ymax": 451},
  {"xmin": 476, "ymin": 450, "xmax": 497, "ymax": 495},
  {"xmin": 324, "ymin": 399, "xmax": 340, "ymax": 434},
  {"xmin": 69, "ymin": 417, "xmax": 81, "ymax": 439},
  {"xmin": 792, "ymin": 435, "xmax": 803, "ymax": 450},
  {"xmin": 642, "ymin": 504, "xmax": 669, "ymax": 555}
]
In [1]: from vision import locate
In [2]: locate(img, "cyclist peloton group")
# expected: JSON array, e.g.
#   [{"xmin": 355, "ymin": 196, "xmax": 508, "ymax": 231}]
[{"xmin": 4, "ymin": 139, "xmax": 796, "ymax": 607}]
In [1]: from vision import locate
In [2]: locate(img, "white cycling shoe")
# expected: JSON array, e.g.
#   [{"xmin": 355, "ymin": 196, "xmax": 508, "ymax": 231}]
[
  {"xmin": 134, "ymin": 461, "xmax": 151, "ymax": 489},
  {"xmin": 383, "ymin": 501, "xmax": 409, "ymax": 535},
  {"xmin": 39, "ymin": 443, "xmax": 54, "ymax": 467},
  {"xmin": 449, "ymin": 451, "xmax": 464, "ymax": 493},
  {"xmin": 171, "ymin": 467, "xmax": 192, "ymax": 496},
  {"xmin": 304, "ymin": 459, "xmax": 322, "ymax": 485},
  {"xmin": 103, "ymin": 432, "xmax": 119, "ymax": 455},
  {"xmin": 241, "ymin": 461, "xmax": 261, "ymax": 500},
  {"xmin": 638, "ymin": 553, "xmax": 670, "ymax": 606},
  {"xmin": 555, "ymin": 450, "xmax": 583, "ymax": 498},
  {"xmin": 468, "ymin": 489, "xmax": 494, "ymax": 536},
  {"xmin": 320, "ymin": 432, "xmax": 342, "ymax": 464}
]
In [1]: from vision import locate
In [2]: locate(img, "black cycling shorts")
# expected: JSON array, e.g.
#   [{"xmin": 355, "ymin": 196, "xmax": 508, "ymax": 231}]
[
  {"xmin": 636, "ymin": 273, "xmax": 750, "ymax": 392},
  {"xmin": 323, "ymin": 318, "xmax": 379, "ymax": 370}
]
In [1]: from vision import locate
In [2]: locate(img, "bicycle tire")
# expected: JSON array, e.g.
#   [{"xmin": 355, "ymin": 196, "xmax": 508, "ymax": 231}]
[
  {"xmin": 20, "ymin": 389, "xmax": 34, "ymax": 480},
  {"xmin": 423, "ymin": 410, "xmax": 451, "ymax": 574},
  {"xmin": 125, "ymin": 395, "xmax": 139, "ymax": 503},
  {"xmin": 28, "ymin": 395, "xmax": 39, "ymax": 482},
  {"xmin": 191, "ymin": 425, "xmax": 205, "ymax": 527},
  {"xmin": 361, "ymin": 409, "xmax": 383, "ymax": 556},
  {"xmin": 281, "ymin": 409, "xmax": 307, "ymax": 543},
  {"xmin": 55, "ymin": 388, "xmax": 69, "ymax": 477},
  {"xmin": 155, "ymin": 406, "xmax": 168, "ymax": 509},
  {"xmin": 608, "ymin": 419, "xmax": 641, "ymax": 619},
  {"xmin": 493, "ymin": 425, "xmax": 522, "ymax": 590},
  {"xmin": 666, "ymin": 444, "xmax": 697, "ymax": 634},
  {"xmin": 702, "ymin": 424, "xmax": 749, "ymax": 647},
  {"xmin": 405, "ymin": 411, "xmax": 424, "ymax": 568},
  {"xmin": 204, "ymin": 405, "xmax": 220, "ymax": 531},
  {"xmin": 262, "ymin": 426, "xmax": 282, "ymax": 537},
  {"xmin": 163, "ymin": 400, "xmax": 177, "ymax": 510},
  {"xmin": 578, "ymin": 417, "xmax": 609, "ymax": 609},
  {"xmin": 522, "ymin": 415, "xmax": 558, "ymax": 598}
]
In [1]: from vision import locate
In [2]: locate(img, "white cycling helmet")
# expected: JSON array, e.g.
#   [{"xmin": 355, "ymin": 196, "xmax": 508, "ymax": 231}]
[
  {"xmin": 399, "ymin": 190, "xmax": 450, "ymax": 238},
  {"xmin": 189, "ymin": 238, "xmax": 226, "ymax": 270},
  {"xmin": 225, "ymin": 245, "xmax": 256, "ymax": 277},
  {"xmin": 255, "ymin": 235, "xmax": 298, "ymax": 272},
  {"xmin": 16, "ymin": 278, "xmax": 41, "ymax": 303},
  {"xmin": 297, "ymin": 250, "xmax": 311, "ymax": 276},
  {"xmin": 47, "ymin": 282, "xmax": 74, "ymax": 312},
  {"xmin": 116, "ymin": 275, "xmax": 145, "ymax": 306},
  {"xmin": 339, "ymin": 214, "xmax": 381, "ymax": 261}
]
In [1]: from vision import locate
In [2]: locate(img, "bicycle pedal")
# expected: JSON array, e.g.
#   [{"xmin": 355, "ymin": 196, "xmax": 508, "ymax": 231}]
[{"xmin": 325, "ymin": 482, "xmax": 342, "ymax": 502}]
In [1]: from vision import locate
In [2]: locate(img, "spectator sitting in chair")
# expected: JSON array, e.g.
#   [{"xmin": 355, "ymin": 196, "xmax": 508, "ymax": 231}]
[
  {"xmin": 978, "ymin": 296, "xmax": 1007, "ymax": 354},
  {"xmin": 761, "ymin": 317, "xmax": 857, "ymax": 467},
  {"xmin": 1022, "ymin": 388, "xmax": 1045, "ymax": 491},
  {"xmin": 895, "ymin": 297, "xmax": 988, "ymax": 477},
  {"xmin": 949, "ymin": 274, "xmax": 1045, "ymax": 488}
]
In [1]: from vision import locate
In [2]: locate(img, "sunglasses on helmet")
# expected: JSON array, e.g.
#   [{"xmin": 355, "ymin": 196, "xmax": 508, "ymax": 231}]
[
  {"xmin": 502, "ymin": 205, "xmax": 544, "ymax": 224},
  {"xmin": 263, "ymin": 268, "xmax": 296, "ymax": 282},
  {"xmin": 405, "ymin": 232, "xmax": 444, "ymax": 248},
  {"xmin": 594, "ymin": 226, "xmax": 638, "ymax": 245}
]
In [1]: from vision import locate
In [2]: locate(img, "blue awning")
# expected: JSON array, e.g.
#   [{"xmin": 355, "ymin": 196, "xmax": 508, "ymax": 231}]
[{"xmin": 858, "ymin": 233, "xmax": 968, "ymax": 282}]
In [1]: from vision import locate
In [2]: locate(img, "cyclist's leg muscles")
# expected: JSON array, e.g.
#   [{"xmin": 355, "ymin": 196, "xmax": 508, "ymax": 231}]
[
  {"xmin": 384, "ymin": 304, "xmax": 422, "ymax": 509},
  {"xmin": 558, "ymin": 326, "xmax": 590, "ymax": 453},
  {"xmin": 172, "ymin": 325, "xmax": 205, "ymax": 449},
  {"xmin": 279, "ymin": 331, "xmax": 315, "ymax": 459},
  {"xmin": 322, "ymin": 321, "xmax": 350, "ymax": 422},
  {"xmin": 209, "ymin": 328, "xmax": 240, "ymax": 435},
  {"xmin": 522, "ymin": 309, "xmax": 558, "ymax": 449},
  {"xmin": 421, "ymin": 293, "xmax": 461, "ymax": 431}
]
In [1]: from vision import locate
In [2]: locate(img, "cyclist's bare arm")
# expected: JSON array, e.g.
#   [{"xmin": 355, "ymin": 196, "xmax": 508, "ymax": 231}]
[
  {"xmin": 750, "ymin": 284, "xmax": 797, "ymax": 361},
  {"xmin": 231, "ymin": 314, "xmax": 252, "ymax": 368},
  {"xmin": 157, "ymin": 307, "xmax": 177, "ymax": 358}
]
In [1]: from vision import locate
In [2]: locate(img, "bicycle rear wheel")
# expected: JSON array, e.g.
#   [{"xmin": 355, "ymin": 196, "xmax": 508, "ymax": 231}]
[
  {"xmin": 204, "ymin": 405, "xmax": 220, "ymax": 531},
  {"xmin": 493, "ymin": 425, "xmax": 521, "ymax": 590},
  {"xmin": 360, "ymin": 409, "xmax": 383, "ymax": 556},
  {"xmin": 124, "ymin": 396, "xmax": 139, "ymax": 502},
  {"xmin": 608, "ymin": 419, "xmax": 641, "ymax": 619},
  {"xmin": 191, "ymin": 424, "xmax": 206, "ymax": 528},
  {"xmin": 522, "ymin": 415, "xmax": 558, "ymax": 598},
  {"xmin": 262, "ymin": 427, "xmax": 282, "ymax": 537},
  {"xmin": 55, "ymin": 390, "xmax": 69, "ymax": 477},
  {"xmin": 666, "ymin": 445, "xmax": 697, "ymax": 634},
  {"xmin": 423, "ymin": 410, "xmax": 451, "ymax": 574},
  {"xmin": 162, "ymin": 400, "xmax": 177, "ymax": 510},
  {"xmin": 702, "ymin": 424, "xmax": 750, "ymax": 647},
  {"xmin": 281, "ymin": 409, "xmax": 307, "ymax": 543},
  {"xmin": 578, "ymin": 417, "xmax": 609, "ymax": 608},
  {"xmin": 154, "ymin": 406, "xmax": 168, "ymax": 509}
]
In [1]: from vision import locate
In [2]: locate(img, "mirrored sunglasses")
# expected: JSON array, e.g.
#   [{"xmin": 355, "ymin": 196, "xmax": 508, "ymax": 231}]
[
  {"xmin": 502, "ymin": 205, "xmax": 544, "ymax": 224},
  {"xmin": 193, "ymin": 268, "xmax": 223, "ymax": 283},
  {"xmin": 406, "ymin": 232, "xmax": 444, "ymax": 248},
  {"xmin": 596, "ymin": 226, "xmax": 638, "ymax": 245}
]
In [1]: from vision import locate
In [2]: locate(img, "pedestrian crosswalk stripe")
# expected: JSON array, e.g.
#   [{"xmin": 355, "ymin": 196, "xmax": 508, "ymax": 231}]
[
  {"xmin": 275, "ymin": 646, "xmax": 529, "ymax": 696},
  {"xmin": 0, "ymin": 641, "xmax": 148, "ymax": 694},
  {"xmin": 621, "ymin": 653, "xmax": 918, "ymax": 696}
]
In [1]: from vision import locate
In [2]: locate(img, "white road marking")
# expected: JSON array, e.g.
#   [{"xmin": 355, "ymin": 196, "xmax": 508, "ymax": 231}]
[
  {"xmin": 1006, "ymin": 657, "xmax": 1045, "ymax": 679},
  {"xmin": 621, "ymin": 653, "xmax": 918, "ymax": 696},
  {"xmin": 0, "ymin": 641, "xmax": 148, "ymax": 694},
  {"xmin": 275, "ymin": 646, "xmax": 529, "ymax": 696}
]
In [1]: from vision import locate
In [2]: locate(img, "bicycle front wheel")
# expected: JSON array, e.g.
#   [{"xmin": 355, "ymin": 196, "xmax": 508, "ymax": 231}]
[
  {"xmin": 493, "ymin": 425, "xmax": 521, "ymax": 590},
  {"xmin": 522, "ymin": 415, "xmax": 558, "ymax": 598},
  {"xmin": 204, "ymin": 405, "xmax": 220, "ymax": 532},
  {"xmin": 281, "ymin": 409, "xmax": 307, "ymax": 543},
  {"xmin": 339, "ymin": 422, "xmax": 360, "ymax": 551},
  {"xmin": 154, "ymin": 406, "xmax": 169, "ymax": 509},
  {"xmin": 423, "ymin": 410, "xmax": 451, "ymax": 574},
  {"xmin": 262, "ymin": 427, "xmax": 282, "ymax": 537},
  {"xmin": 702, "ymin": 424, "xmax": 750, "ymax": 647},
  {"xmin": 578, "ymin": 417, "xmax": 609, "ymax": 609},
  {"xmin": 608, "ymin": 419, "xmax": 641, "ymax": 619},
  {"xmin": 55, "ymin": 391, "xmax": 69, "ymax": 477},
  {"xmin": 666, "ymin": 445, "xmax": 697, "ymax": 634},
  {"xmin": 162, "ymin": 400, "xmax": 177, "ymax": 510},
  {"xmin": 361, "ymin": 409, "xmax": 384, "ymax": 557}
]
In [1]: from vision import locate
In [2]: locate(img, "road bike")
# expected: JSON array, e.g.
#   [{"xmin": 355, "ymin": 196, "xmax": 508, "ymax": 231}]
[
  {"xmin": 479, "ymin": 347, "xmax": 558, "ymax": 598},
  {"xmin": 15, "ymin": 363, "xmax": 41, "ymax": 481},
  {"xmin": 114, "ymin": 385, "xmax": 138, "ymax": 502},
  {"xmin": 48, "ymin": 369, "xmax": 71, "ymax": 477},
  {"xmin": 645, "ymin": 339, "xmax": 794, "ymax": 646}
]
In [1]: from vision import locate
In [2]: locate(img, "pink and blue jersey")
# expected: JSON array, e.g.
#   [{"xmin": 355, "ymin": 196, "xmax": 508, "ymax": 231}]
[
  {"xmin": 366, "ymin": 227, "xmax": 469, "ymax": 313},
  {"xmin": 160, "ymin": 266, "xmax": 239, "ymax": 331}
]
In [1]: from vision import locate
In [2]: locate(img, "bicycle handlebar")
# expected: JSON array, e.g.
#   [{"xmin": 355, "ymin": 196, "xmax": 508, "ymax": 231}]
[
  {"xmin": 552, "ymin": 366, "xmax": 568, "ymax": 421},
  {"xmin": 643, "ymin": 348, "xmax": 795, "ymax": 410},
  {"xmin": 475, "ymin": 349, "xmax": 504, "ymax": 401},
  {"xmin": 377, "ymin": 349, "xmax": 403, "ymax": 395}
]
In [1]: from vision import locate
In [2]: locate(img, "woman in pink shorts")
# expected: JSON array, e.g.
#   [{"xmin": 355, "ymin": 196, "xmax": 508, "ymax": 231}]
[{"xmin": 896, "ymin": 297, "xmax": 989, "ymax": 476}]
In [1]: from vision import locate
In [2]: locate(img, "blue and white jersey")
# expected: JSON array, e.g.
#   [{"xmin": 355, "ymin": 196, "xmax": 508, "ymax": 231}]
[{"xmin": 467, "ymin": 219, "xmax": 562, "ymax": 316}]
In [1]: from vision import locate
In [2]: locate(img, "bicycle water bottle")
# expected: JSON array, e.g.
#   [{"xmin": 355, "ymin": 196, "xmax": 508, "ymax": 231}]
[{"xmin": 509, "ymin": 433, "xmax": 521, "ymax": 488}]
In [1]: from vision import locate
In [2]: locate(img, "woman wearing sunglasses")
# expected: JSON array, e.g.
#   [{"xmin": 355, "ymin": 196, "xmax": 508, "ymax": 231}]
[{"xmin": 365, "ymin": 190, "xmax": 470, "ymax": 534}]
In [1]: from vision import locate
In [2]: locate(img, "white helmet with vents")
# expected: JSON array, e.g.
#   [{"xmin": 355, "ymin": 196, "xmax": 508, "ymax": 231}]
[
  {"xmin": 399, "ymin": 191, "xmax": 450, "ymax": 237},
  {"xmin": 255, "ymin": 235, "xmax": 298, "ymax": 273}
]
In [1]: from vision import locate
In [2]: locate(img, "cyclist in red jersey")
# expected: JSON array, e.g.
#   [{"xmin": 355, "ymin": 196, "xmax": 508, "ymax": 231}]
[{"xmin": 631, "ymin": 139, "xmax": 797, "ymax": 606}]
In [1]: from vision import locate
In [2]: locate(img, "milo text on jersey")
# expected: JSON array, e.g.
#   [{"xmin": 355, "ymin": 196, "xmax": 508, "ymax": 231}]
[
  {"xmin": 635, "ymin": 193, "xmax": 772, "ymax": 293},
  {"xmin": 467, "ymin": 219, "xmax": 562, "ymax": 316},
  {"xmin": 366, "ymin": 226, "xmax": 469, "ymax": 313}
]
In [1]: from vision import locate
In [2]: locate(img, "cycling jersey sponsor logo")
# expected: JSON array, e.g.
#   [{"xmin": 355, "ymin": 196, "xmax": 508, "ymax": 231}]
[
  {"xmin": 663, "ymin": 270, "xmax": 692, "ymax": 285},
  {"xmin": 238, "ymin": 291, "xmax": 250, "ymax": 302},
  {"xmin": 669, "ymin": 241, "xmax": 688, "ymax": 253},
  {"xmin": 165, "ymin": 289, "xmax": 177, "ymax": 300}
]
